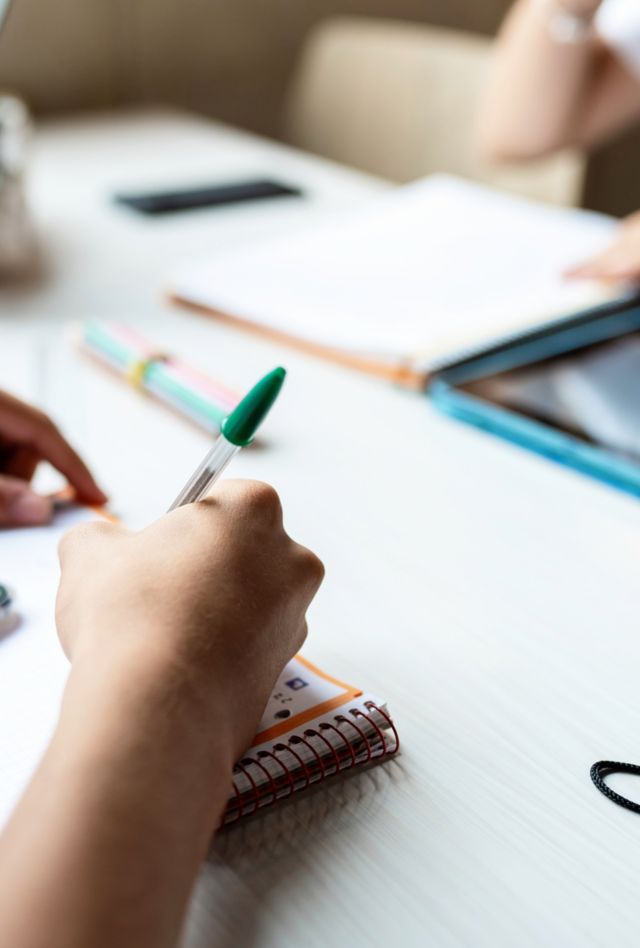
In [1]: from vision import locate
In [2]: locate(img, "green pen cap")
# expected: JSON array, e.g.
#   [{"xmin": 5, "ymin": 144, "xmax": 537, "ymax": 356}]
[{"xmin": 221, "ymin": 367, "xmax": 286, "ymax": 446}]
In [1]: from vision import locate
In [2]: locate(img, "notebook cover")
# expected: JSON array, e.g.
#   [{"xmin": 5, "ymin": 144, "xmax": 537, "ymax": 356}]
[{"xmin": 168, "ymin": 293, "xmax": 428, "ymax": 389}]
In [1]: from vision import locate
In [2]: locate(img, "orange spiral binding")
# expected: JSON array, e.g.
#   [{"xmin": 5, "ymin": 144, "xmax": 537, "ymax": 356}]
[{"xmin": 224, "ymin": 705, "xmax": 399, "ymax": 825}]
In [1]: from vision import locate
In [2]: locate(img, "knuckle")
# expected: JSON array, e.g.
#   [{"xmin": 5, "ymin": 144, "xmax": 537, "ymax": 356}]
[
  {"xmin": 206, "ymin": 480, "xmax": 284, "ymax": 528},
  {"xmin": 296, "ymin": 620, "xmax": 309, "ymax": 652},
  {"xmin": 236, "ymin": 480, "xmax": 282, "ymax": 517},
  {"xmin": 295, "ymin": 545, "xmax": 325, "ymax": 587},
  {"xmin": 58, "ymin": 520, "xmax": 118, "ymax": 562}
]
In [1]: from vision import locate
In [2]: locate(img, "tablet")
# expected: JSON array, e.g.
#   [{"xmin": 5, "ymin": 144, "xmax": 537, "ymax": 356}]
[
  {"xmin": 461, "ymin": 333, "xmax": 640, "ymax": 466},
  {"xmin": 430, "ymin": 303, "xmax": 640, "ymax": 496}
]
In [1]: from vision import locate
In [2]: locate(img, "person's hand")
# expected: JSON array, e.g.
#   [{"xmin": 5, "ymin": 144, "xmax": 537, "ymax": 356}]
[
  {"xmin": 0, "ymin": 389, "xmax": 107, "ymax": 527},
  {"xmin": 566, "ymin": 210, "xmax": 640, "ymax": 283},
  {"xmin": 56, "ymin": 480, "xmax": 324, "ymax": 759}
]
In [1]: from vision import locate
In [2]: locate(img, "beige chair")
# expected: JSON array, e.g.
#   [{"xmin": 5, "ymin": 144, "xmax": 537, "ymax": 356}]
[{"xmin": 284, "ymin": 16, "xmax": 586, "ymax": 207}]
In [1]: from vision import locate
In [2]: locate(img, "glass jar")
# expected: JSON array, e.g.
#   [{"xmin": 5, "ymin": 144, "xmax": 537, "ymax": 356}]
[{"xmin": 0, "ymin": 95, "xmax": 35, "ymax": 280}]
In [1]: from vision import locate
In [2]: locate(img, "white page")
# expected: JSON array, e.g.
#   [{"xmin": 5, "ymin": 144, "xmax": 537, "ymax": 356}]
[
  {"xmin": 0, "ymin": 507, "xmax": 99, "ymax": 828},
  {"xmin": 253, "ymin": 656, "xmax": 356, "ymax": 743},
  {"xmin": 171, "ymin": 175, "xmax": 620, "ymax": 367},
  {"xmin": 0, "ymin": 327, "xmax": 43, "ymax": 403}
]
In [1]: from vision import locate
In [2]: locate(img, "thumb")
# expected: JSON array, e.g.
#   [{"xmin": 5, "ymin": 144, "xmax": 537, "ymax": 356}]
[{"xmin": 0, "ymin": 475, "xmax": 53, "ymax": 527}]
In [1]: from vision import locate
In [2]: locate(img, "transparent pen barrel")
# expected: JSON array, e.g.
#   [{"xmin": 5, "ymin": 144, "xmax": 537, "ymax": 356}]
[{"xmin": 168, "ymin": 436, "xmax": 239, "ymax": 510}]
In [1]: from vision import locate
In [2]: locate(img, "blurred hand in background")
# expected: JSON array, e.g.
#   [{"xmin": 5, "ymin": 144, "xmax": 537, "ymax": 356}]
[{"xmin": 0, "ymin": 389, "xmax": 107, "ymax": 527}]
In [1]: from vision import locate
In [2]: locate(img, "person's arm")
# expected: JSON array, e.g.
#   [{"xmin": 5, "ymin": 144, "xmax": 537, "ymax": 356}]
[
  {"xmin": 0, "ymin": 389, "xmax": 107, "ymax": 525},
  {"xmin": 476, "ymin": 0, "xmax": 640, "ymax": 161},
  {"xmin": 0, "ymin": 481, "xmax": 324, "ymax": 948}
]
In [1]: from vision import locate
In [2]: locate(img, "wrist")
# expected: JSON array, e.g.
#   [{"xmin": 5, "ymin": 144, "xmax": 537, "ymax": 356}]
[
  {"xmin": 57, "ymin": 648, "xmax": 240, "ymax": 836},
  {"xmin": 59, "ymin": 626, "xmax": 268, "ymax": 771},
  {"xmin": 59, "ymin": 602, "xmax": 274, "ymax": 756},
  {"xmin": 63, "ymin": 642, "xmax": 235, "ymax": 758}
]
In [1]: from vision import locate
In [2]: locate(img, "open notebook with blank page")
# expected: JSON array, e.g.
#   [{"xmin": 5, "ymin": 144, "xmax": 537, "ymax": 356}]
[
  {"xmin": 0, "ymin": 508, "xmax": 398, "ymax": 829},
  {"xmin": 170, "ymin": 175, "xmax": 621, "ymax": 387}
]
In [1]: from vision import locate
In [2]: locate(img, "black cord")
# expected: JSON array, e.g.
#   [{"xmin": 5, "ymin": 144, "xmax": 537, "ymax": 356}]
[{"xmin": 590, "ymin": 761, "xmax": 640, "ymax": 814}]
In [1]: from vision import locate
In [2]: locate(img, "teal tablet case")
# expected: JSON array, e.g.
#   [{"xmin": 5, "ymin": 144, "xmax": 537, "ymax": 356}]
[{"xmin": 429, "ymin": 295, "xmax": 640, "ymax": 497}]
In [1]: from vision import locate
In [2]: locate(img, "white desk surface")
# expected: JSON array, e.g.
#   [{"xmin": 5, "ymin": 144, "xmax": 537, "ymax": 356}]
[{"xmin": 2, "ymin": 110, "xmax": 640, "ymax": 948}]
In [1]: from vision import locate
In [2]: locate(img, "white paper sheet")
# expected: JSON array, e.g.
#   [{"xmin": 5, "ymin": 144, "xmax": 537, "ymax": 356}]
[
  {"xmin": 0, "ymin": 507, "xmax": 98, "ymax": 828},
  {"xmin": 171, "ymin": 175, "xmax": 620, "ymax": 368}
]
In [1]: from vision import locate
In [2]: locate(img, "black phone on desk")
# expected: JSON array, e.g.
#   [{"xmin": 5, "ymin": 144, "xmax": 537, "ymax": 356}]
[{"xmin": 114, "ymin": 178, "xmax": 303, "ymax": 215}]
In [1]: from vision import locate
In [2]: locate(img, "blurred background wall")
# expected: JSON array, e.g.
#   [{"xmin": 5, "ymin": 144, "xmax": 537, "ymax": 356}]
[{"xmin": 0, "ymin": 0, "xmax": 638, "ymax": 215}]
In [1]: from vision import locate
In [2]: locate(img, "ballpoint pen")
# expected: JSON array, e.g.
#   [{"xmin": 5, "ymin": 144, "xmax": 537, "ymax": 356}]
[{"xmin": 168, "ymin": 366, "xmax": 286, "ymax": 511}]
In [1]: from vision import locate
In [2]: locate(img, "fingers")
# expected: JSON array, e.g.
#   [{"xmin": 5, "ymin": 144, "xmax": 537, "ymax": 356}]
[
  {"xmin": 164, "ymin": 479, "xmax": 324, "ymax": 604},
  {"xmin": 163, "ymin": 479, "xmax": 285, "ymax": 543},
  {"xmin": 292, "ymin": 540, "xmax": 325, "ymax": 598},
  {"xmin": 0, "ymin": 391, "xmax": 108, "ymax": 505},
  {"xmin": 213, "ymin": 480, "xmax": 325, "ymax": 603},
  {"xmin": 294, "ymin": 619, "xmax": 309, "ymax": 656},
  {"xmin": 0, "ymin": 445, "xmax": 39, "ymax": 482},
  {"xmin": 566, "ymin": 230, "xmax": 640, "ymax": 283},
  {"xmin": 0, "ymin": 474, "xmax": 53, "ymax": 527},
  {"xmin": 566, "ymin": 253, "xmax": 640, "ymax": 282},
  {"xmin": 28, "ymin": 418, "xmax": 108, "ymax": 505}
]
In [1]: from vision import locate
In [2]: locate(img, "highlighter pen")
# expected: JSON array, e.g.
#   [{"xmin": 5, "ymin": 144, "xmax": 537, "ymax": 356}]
[{"xmin": 168, "ymin": 366, "xmax": 286, "ymax": 511}]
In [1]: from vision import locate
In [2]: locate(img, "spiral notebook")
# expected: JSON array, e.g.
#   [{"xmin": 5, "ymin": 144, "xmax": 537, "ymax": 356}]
[
  {"xmin": 226, "ymin": 655, "xmax": 397, "ymax": 824},
  {"xmin": 0, "ymin": 507, "xmax": 398, "ymax": 829}
]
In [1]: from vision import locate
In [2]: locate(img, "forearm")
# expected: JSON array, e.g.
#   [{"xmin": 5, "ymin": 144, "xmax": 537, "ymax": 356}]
[
  {"xmin": 0, "ymin": 482, "xmax": 322, "ymax": 947},
  {"xmin": 477, "ymin": 0, "xmax": 603, "ymax": 159},
  {"xmin": 0, "ymin": 648, "xmax": 234, "ymax": 948}
]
